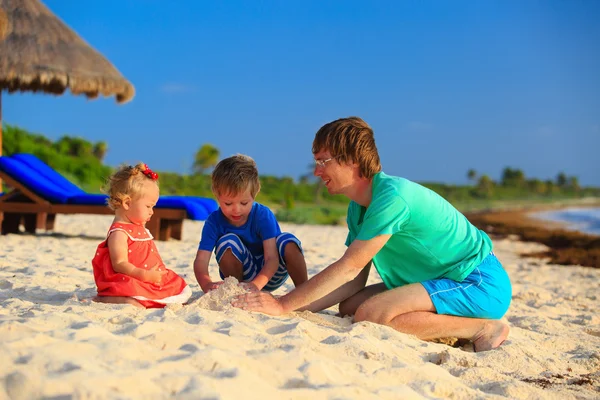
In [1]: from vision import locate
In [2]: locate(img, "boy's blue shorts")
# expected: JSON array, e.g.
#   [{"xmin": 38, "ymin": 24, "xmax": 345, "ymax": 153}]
[
  {"xmin": 421, "ymin": 253, "xmax": 512, "ymax": 319},
  {"xmin": 215, "ymin": 232, "xmax": 301, "ymax": 292}
]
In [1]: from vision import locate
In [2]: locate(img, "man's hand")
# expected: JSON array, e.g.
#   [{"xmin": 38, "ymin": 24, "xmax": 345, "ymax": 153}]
[
  {"xmin": 239, "ymin": 282, "xmax": 260, "ymax": 292},
  {"xmin": 201, "ymin": 281, "xmax": 224, "ymax": 293},
  {"xmin": 232, "ymin": 291, "xmax": 285, "ymax": 316},
  {"xmin": 144, "ymin": 264, "xmax": 167, "ymax": 284}
]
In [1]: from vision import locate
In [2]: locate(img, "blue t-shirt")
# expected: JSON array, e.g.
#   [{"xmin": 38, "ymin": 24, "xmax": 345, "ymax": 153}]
[
  {"xmin": 199, "ymin": 202, "xmax": 281, "ymax": 257},
  {"xmin": 346, "ymin": 172, "xmax": 492, "ymax": 288}
]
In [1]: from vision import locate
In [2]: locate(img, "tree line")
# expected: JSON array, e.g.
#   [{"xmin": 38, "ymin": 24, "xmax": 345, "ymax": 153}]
[
  {"xmin": 2, "ymin": 124, "xmax": 599, "ymax": 224},
  {"xmin": 466, "ymin": 167, "xmax": 582, "ymax": 199}
]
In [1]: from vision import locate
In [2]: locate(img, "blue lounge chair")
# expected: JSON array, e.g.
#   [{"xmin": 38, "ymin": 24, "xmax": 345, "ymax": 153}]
[{"xmin": 0, "ymin": 154, "xmax": 218, "ymax": 240}]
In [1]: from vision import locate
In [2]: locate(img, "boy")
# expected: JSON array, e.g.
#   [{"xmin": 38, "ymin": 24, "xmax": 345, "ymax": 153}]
[{"xmin": 193, "ymin": 154, "xmax": 308, "ymax": 293}]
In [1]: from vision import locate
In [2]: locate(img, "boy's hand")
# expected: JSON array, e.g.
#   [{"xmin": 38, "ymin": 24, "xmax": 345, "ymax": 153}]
[
  {"xmin": 202, "ymin": 281, "xmax": 224, "ymax": 293},
  {"xmin": 239, "ymin": 282, "xmax": 260, "ymax": 292},
  {"xmin": 145, "ymin": 263, "xmax": 167, "ymax": 284}
]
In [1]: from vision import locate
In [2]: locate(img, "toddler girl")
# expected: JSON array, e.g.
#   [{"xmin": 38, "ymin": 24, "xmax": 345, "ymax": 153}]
[{"xmin": 92, "ymin": 163, "xmax": 192, "ymax": 308}]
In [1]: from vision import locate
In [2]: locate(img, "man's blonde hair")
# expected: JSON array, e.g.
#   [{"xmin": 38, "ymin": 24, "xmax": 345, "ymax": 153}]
[
  {"xmin": 211, "ymin": 154, "xmax": 261, "ymax": 197},
  {"xmin": 102, "ymin": 163, "xmax": 158, "ymax": 210},
  {"xmin": 312, "ymin": 116, "xmax": 381, "ymax": 179}
]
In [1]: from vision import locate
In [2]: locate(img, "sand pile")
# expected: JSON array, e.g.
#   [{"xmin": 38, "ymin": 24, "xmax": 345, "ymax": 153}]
[{"xmin": 194, "ymin": 277, "xmax": 248, "ymax": 311}]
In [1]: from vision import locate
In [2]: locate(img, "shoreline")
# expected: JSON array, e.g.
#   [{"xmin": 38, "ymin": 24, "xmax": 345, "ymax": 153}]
[
  {"xmin": 465, "ymin": 202, "xmax": 600, "ymax": 269},
  {"xmin": 529, "ymin": 207, "xmax": 600, "ymax": 236}
]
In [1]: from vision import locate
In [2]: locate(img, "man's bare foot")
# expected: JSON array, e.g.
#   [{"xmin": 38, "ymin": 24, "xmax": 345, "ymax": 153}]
[
  {"xmin": 472, "ymin": 321, "xmax": 510, "ymax": 352},
  {"xmin": 93, "ymin": 296, "xmax": 145, "ymax": 308}
]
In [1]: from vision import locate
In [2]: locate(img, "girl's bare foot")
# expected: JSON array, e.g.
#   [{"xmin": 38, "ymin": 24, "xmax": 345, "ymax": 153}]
[
  {"xmin": 93, "ymin": 296, "xmax": 145, "ymax": 308},
  {"xmin": 472, "ymin": 321, "xmax": 510, "ymax": 352}
]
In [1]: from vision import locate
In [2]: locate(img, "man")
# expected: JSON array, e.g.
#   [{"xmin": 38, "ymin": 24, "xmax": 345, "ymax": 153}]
[{"xmin": 233, "ymin": 117, "xmax": 512, "ymax": 352}]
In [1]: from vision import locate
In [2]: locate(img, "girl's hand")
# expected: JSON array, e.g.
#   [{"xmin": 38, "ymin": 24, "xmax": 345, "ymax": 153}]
[
  {"xmin": 145, "ymin": 264, "xmax": 167, "ymax": 284},
  {"xmin": 232, "ymin": 291, "xmax": 284, "ymax": 316}
]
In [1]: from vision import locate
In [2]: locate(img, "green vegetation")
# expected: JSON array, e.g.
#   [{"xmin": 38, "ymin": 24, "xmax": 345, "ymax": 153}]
[
  {"xmin": 2, "ymin": 123, "xmax": 599, "ymax": 225},
  {"xmin": 1, "ymin": 124, "xmax": 112, "ymax": 193},
  {"xmin": 193, "ymin": 143, "xmax": 220, "ymax": 175}
]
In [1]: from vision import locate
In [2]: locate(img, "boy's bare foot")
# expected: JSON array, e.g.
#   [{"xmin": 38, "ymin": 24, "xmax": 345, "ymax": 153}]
[
  {"xmin": 93, "ymin": 296, "xmax": 145, "ymax": 308},
  {"xmin": 472, "ymin": 321, "xmax": 510, "ymax": 352}
]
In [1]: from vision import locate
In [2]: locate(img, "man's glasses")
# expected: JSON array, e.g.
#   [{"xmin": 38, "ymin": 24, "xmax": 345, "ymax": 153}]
[{"xmin": 314, "ymin": 156, "xmax": 340, "ymax": 168}]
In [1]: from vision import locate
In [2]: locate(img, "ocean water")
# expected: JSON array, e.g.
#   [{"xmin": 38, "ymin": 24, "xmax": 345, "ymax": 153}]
[{"xmin": 532, "ymin": 207, "xmax": 600, "ymax": 236}]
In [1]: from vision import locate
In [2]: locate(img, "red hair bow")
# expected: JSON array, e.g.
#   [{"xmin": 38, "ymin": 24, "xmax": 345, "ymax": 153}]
[{"xmin": 142, "ymin": 164, "xmax": 159, "ymax": 180}]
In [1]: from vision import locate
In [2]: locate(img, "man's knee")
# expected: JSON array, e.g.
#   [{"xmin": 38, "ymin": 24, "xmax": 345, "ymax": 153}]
[{"xmin": 354, "ymin": 301, "xmax": 392, "ymax": 325}]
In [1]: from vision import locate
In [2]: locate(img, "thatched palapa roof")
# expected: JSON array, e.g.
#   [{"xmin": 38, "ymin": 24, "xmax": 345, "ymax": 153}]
[{"xmin": 0, "ymin": 0, "xmax": 134, "ymax": 103}]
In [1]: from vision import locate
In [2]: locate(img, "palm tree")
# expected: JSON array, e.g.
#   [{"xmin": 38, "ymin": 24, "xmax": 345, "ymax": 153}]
[
  {"xmin": 467, "ymin": 169, "xmax": 477, "ymax": 184},
  {"xmin": 501, "ymin": 167, "xmax": 525, "ymax": 187},
  {"xmin": 556, "ymin": 172, "xmax": 567, "ymax": 188},
  {"xmin": 193, "ymin": 144, "xmax": 220, "ymax": 175},
  {"xmin": 568, "ymin": 176, "xmax": 580, "ymax": 192},
  {"xmin": 476, "ymin": 175, "xmax": 494, "ymax": 198}
]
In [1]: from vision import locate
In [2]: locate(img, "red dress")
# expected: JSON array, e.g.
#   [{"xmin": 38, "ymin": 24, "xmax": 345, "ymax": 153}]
[{"xmin": 92, "ymin": 222, "xmax": 191, "ymax": 308}]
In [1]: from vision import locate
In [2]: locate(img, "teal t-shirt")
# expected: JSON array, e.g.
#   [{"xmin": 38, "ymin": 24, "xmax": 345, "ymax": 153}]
[{"xmin": 345, "ymin": 172, "xmax": 492, "ymax": 288}]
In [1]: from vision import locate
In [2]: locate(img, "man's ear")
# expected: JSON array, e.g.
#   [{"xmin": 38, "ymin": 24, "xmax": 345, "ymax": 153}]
[
  {"xmin": 350, "ymin": 160, "xmax": 364, "ymax": 178},
  {"xmin": 122, "ymin": 196, "xmax": 132, "ymax": 210}
]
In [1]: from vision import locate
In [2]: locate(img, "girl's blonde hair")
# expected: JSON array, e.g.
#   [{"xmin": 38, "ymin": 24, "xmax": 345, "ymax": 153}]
[
  {"xmin": 103, "ymin": 163, "xmax": 159, "ymax": 210},
  {"xmin": 211, "ymin": 154, "xmax": 261, "ymax": 198}
]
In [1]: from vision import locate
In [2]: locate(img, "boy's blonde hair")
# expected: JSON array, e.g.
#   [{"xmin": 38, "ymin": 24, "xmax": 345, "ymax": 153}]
[
  {"xmin": 103, "ymin": 163, "xmax": 159, "ymax": 210},
  {"xmin": 211, "ymin": 154, "xmax": 261, "ymax": 197},
  {"xmin": 312, "ymin": 116, "xmax": 382, "ymax": 179}
]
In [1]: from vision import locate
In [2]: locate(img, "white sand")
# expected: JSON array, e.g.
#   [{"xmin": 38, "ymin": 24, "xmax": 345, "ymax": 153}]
[{"xmin": 0, "ymin": 215, "xmax": 598, "ymax": 399}]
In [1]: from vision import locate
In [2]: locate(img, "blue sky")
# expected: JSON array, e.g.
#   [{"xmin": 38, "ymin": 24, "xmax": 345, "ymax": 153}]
[{"xmin": 5, "ymin": 0, "xmax": 600, "ymax": 185}]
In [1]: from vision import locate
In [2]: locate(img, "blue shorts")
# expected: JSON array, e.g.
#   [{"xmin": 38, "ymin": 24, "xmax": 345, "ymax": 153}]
[
  {"xmin": 215, "ymin": 232, "xmax": 301, "ymax": 291},
  {"xmin": 421, "ymin": 253, "xmax": 512, "ymax": 319}
]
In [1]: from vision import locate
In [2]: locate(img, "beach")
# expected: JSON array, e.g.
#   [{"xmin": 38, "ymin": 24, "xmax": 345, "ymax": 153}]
[{"xmin": 0, "ymin": 214, "xmax": 599, "ymax": 399}]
